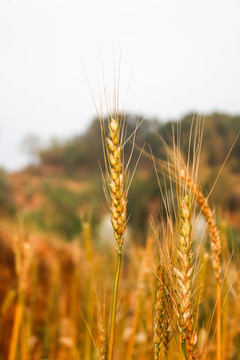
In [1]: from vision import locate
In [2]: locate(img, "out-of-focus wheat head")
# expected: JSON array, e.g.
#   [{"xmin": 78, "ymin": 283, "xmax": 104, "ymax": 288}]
[
  {"xmin": 99, "ymin": 325, "xmax": 108, "ymax": 360},
  {"xmin": 14, "ymin": 233, "xmax": 31, "ymax": 295},
  {"xmin": 152, "ymin": 266, "xmax": 168, "ymax": 359},
  {"xmin": 151, "ymin": 218, "xmax": 174, "ymax": 359}
]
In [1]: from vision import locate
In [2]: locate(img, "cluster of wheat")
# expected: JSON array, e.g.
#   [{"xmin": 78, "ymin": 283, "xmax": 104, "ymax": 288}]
[{"xmin": 94, "ymin": 114, "xmax": 239, "ymax": 360}]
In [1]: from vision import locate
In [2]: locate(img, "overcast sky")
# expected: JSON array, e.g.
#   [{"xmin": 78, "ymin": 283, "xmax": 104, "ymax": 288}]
[{"xmin": 0, "ymin": 0, "xmax": 240, "ymax": 171}]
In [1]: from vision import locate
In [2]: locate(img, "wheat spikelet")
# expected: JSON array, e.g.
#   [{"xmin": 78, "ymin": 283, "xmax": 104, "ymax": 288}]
[
  {"xmin": 162, "ymin": 274, "xmax": 173, "ymax": 357},
  {"xmin": 99, "ymin": 325, "xmax": 108, "ymax": 360},
  {"xmin": 152, "ymin": 265, "xmax": 164, "ymax": 359},
  {"xmin": 152, "ymin": 265, "xmax": 173, "ymax": 359},
  {"xmin": 186, "ymin": 320, "xmax": 200, "ymax": 360}
]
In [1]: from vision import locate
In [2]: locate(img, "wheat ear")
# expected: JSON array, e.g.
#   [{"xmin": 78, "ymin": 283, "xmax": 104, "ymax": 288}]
[
  {"xmin": 174, "ymin": 194, "xmax": 200, "ymax": 360},
  {"xmin": 180, "ymin": 170, "xmax": 221, "ymax": 360},
  {"xmin": 102, "ymin": 114, "xmax": 127, "ymax": 360},
  {"xmin": 180, "ymin": 170, "xmax": 221, "ymax": 281},
  {"xmin": 107, "ymin": 116, "xmax": 127, "ymax": 247},
  {"xmin": 152, "ymin": 263, "xmax": 173, "ymax": 360}
]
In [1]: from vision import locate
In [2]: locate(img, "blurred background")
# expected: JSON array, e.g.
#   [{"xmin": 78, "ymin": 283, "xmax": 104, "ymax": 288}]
[
  {"xmin": 0, "ymin": 0, "xmax": 239, "ymax": 238},
  {"xmin": 0, "ymin": 1, "xmax": 240, "ymax": 358}
]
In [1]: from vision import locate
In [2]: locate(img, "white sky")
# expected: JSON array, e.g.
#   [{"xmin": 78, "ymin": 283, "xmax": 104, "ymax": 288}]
[{"xmin": 0, "ymin": 0, "xmax": 240, "ymax": 171}]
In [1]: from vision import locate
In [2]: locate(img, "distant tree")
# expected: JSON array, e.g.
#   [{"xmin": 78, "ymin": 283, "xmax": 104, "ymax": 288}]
[
  {"xmin": 21, "ymin": 134, "xmax": 42, "ymax": 164},
  {"xmin": 0, "ymin": 169, "xmax": 15, "ymax": 216}
]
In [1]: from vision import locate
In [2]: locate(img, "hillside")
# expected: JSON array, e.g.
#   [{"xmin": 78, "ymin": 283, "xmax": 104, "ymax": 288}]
[{"xmin": 2, "ymin": 112, "xmax": 240, "ymax": 242}]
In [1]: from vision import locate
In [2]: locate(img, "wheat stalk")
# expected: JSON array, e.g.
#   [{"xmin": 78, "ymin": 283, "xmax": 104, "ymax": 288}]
[
  {"xmin": 151, "ymin": 119, "xmax": 223, "ymax": 360},
  {"xmin": 83, "ymin": 221, "xmax": 94, "ymax": 360},
  {"xmin": 8, "ymin": 234, "xmax": 31, "ymax": 360},
  {"xmin": 99, "ymin": 112, "xmax": 128, "ymax": 360},
  {"xmin": 179, "ymin": 170, "xmax": 221, "ymax": 360}
]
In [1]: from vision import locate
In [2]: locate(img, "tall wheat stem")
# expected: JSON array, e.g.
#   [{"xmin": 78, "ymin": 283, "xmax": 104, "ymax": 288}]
[
  {"xmin": 83, "ymin": 222, "xmax": 93, "ymax": 360},
  {"xmin": 216, "ymin": 281, "xmax": 221, "ymax": 360},
  {"xmin": 9, "ymin": 235, "xmax": 31, "ymax": 360},
  {"xmin": 101, "ymin": 113, "xmax": 127, "ymax": 360},
  {"xmin": 108, "ymin": 248, "xmax": 122, "ymax": 360},
  {"xmin": 8, "ymin": 293, "xmax": 24, "ymax": 360}
]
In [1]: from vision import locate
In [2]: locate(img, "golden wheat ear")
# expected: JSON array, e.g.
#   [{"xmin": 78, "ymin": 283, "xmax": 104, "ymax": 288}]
[
  {"xmin": 87, "ymin": 56, "xmax": 143, "ymax": 359},
  {"xmin": 95, "ymin": 59, "xmax": 132, "ymax": 360},
  {"xmin": 173, "ymin": 193, "xmax": 200, "ymax": 360},
  {"xmin": 150, "ymin": 215, "xmax": 175, "ymax": 360},
  {"xmin": 149, "ymin": 117, "xmax": 226, "ymax": 359},
  {"xmin": 150, "ymin": 119, "xmax": 206, "ymax": 359},
  {"xmin": 106, "ymin": 115, "xmax": 127, "ymax": 248}
]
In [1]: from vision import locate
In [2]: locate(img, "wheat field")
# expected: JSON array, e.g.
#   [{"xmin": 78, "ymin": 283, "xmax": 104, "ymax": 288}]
[{"xmin": 0, "ymin": 96, "xmax": 239, "ymax": 360}]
